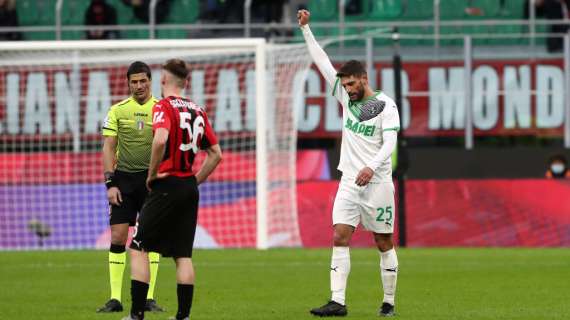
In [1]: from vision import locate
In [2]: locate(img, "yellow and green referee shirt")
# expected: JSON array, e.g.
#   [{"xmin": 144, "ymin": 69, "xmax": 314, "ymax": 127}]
[{"xmin": 102, "ymin": 96, "xmax": 159, "ymax": 173}]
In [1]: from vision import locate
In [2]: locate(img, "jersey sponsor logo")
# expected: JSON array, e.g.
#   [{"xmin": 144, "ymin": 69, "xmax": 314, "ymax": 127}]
[
  {"xmin": 345, "ymin": 118, "xmax": 375, "ymax": 137},
  {"xmin": 358, "ymin": 99, "xmax": 385, "ymax": 122},
  {"xmin": 153, "ymin": 111, "xmax": 165, "ymax": 124},
  {"xmin": 137, "ymin": 120, "xmax": 145, "ymax": 130},
  {"xmin": 133, "ymin": 112, "xmax": 148, "ymax": 117}
]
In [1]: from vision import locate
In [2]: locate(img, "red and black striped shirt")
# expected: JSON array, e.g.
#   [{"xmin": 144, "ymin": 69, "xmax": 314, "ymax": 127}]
[{"xmin": 152, "ymin": 96, "xmax": 218, "ymax": 177}]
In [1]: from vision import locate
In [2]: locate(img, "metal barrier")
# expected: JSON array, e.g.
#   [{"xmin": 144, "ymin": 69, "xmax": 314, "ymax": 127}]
[
  {"xmin": 464, "ymin": 35, "xmax": 473, "ymax": 150},
  {"xmin": 4, "ymin": 0, "xmax": 570, "ymax": 47},
  {"xmin": 1, "ymin": 0, "xmax": 554, "ymax": 43}
]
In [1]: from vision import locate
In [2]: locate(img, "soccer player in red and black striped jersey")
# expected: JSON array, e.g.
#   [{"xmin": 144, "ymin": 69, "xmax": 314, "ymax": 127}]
[{"xmin": 124, "ymin": 59, "xmax": 222, "ymax": 320}]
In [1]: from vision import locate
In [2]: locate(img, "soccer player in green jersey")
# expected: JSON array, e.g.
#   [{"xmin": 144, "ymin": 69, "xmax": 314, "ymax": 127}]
[
  {"xmin": 97, "ymin": 61, "xmax": 164, "ymax": 313},
  {"xmin": 299, "ymin": 10, "xmax": 400, "ymax": 317}
]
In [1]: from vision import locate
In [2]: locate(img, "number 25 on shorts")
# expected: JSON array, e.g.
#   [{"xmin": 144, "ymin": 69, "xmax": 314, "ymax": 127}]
[{"xmin": 376, "ymin": 206, "xmax": 393, "ymax": 225}]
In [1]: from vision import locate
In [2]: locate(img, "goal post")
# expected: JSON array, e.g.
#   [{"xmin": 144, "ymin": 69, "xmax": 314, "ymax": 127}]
[
  {"xmin": 0, "ymin": 39, "xmax": 310, "ymax": 250},
  {"xmin": 254, "ymin": 42, "xmax": 269, "ymax": 249}
]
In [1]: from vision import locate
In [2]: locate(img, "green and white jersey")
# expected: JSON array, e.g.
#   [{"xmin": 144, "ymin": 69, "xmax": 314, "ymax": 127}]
[
  {"xmin": 334, "ymin": 85, "xmax": 400, "ymax": 183},
  {"xmin": 301, "ymin": 24, "xmax": 400, "ymax": 183},
  {"xmin": 101, "ymin": 96, "xmax": 159, "ymax": 173}
]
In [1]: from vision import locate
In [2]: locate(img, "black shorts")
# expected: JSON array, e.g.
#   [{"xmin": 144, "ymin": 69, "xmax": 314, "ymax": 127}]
[
  {"xmin": 109, "ymin": 170, "xmax": 148, "ymax": 226},
  {"xmin": 130, "ymin": 176, "xmax": 199, "ymax": 258}
]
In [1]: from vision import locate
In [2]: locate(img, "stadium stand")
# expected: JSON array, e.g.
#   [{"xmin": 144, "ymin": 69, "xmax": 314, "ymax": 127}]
[
  {"xmin": 156, "ymin": 0, "xmax": 199, "ymax": 39},
  {"xmin": 61, "ymin": 0, "xmax": 91, "ymax": 40},
  {"xmin": 5, "ymin": 0, "xmax": 550, "ymax": 47},
  {"xmin": 111, "ymin": 0, "xmax": 149, "ymax": 39},
  {"xmin": 17, "ymin": 0, "xmax": 56, "ymax": 40}
]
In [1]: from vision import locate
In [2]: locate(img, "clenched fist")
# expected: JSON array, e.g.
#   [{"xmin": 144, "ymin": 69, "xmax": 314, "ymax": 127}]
[{"xmin": 297, "ymin": 9, "xmax": 310, "ymax": 27}]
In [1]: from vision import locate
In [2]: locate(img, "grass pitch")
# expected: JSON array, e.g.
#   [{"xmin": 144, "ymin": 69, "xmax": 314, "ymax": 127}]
[{"xmin": 0, "ymin": 248, "xmax": 568, "ymax": 320}]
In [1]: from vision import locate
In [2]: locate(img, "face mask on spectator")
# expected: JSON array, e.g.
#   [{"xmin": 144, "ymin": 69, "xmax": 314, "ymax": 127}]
[{"xmin": 551, "ymin": 162, "xmax": 565, "ymax": 175}]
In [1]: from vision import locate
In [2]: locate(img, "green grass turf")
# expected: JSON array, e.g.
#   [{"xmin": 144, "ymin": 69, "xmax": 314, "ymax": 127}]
[{"xmin": 0, "ymin": 248, "xmax": 568, "ymax": 319}]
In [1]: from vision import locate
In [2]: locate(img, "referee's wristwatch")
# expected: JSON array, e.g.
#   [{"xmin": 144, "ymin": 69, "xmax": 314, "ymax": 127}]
[{"xmin": 104, "ymin": 171, "xmax": 117, "ymax": 189}]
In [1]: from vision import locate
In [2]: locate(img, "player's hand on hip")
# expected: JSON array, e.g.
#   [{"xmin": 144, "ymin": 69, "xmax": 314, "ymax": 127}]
[
  {"xmin": 355, "ymin": 167, "xmax": 374, "ymax": 186},
  {"xmin": 297, "ymin": 9, "xmax": 310, "ymax": 26},
  {"xmin": 107, "ymin": 187, "xmax": 122, "ymax": 206},
  {"xmin": 146, "ymin": 172, "xmax": 169, "ymax": 192},
  {"xmin": 146, "ymin": 176, "xmax": 155, "ymax": 192}
]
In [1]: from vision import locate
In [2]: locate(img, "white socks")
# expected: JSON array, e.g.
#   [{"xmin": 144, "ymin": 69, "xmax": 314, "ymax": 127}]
[
  {"xmin": 329, "ymin": 246, "xmax": 398, "ymax": 306},
  {"xmin": 380, "ymin": 248, "xmax": 398, "ymax": 306},
  {"xmin": 330, "ymin": 246, "xmax": 350, "ymax": 305}
]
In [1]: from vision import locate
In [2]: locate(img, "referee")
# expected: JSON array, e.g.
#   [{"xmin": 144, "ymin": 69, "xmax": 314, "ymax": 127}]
[{"xmin": 97, "ymin": 61, "xmax": 164, "ymax": 313}]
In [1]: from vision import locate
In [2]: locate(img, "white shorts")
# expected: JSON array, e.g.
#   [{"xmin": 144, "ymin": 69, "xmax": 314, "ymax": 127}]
[{"xmin": 332, "ymin": 178, "xmax": 395, "ymax": 234}]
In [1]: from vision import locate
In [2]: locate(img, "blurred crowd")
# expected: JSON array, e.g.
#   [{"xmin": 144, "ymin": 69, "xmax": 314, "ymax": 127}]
[
  {"xmin": 83, "ymin": 0, "xmax": 175, "ymax": 39},
  {"xmin": 1, "ymin": 0, "xmax": 570, "ymax": 48},
  {"xmin": 84, "ymin": 0, "xmax": 299, "ymax": 39}
]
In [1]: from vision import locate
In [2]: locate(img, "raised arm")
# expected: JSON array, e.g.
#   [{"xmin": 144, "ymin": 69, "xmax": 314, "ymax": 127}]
[{"xmin": 298, "ymin": 10, "xmax": 340, "ymax": 93}]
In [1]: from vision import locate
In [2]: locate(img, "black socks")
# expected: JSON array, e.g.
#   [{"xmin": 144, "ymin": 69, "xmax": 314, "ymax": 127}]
[
  {"xmin": 176, "ymin": 284, "xmax": 194, "ymax": 319},
  {"xmin": 130, "ymin": 280, "xmax": 149, "ymax": 319}
]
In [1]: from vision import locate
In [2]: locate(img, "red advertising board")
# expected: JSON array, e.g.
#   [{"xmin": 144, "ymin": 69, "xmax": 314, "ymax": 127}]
[
  {"xmin": 0, "ymin": 58, "xmax": 566, "ymax": 139},
  {"xmin": 297, "ymin": 58, "xmax": 566, "ymax": 137},
  {"xmin": 296, "ymin": 179, "xmax": 570, "ymax": 247}
]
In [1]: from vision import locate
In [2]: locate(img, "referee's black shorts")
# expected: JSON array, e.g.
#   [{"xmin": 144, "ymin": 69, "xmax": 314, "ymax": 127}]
[
  {"xmin": 109, "ymin": 170, "xmax": 148, "ymax": 226},
  {"xmin": 130, "ymin": 175, "xmax": 199, "ymax": 258}
]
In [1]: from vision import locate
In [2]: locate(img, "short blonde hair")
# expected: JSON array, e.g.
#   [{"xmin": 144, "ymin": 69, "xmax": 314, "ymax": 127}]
[{"xmin": 162, "ymin": 59, "xmax": 189, "ymax": 88}]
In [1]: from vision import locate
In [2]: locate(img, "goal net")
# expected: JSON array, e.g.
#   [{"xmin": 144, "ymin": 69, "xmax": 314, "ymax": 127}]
[{"xmin": 0, "ymin": 39, "xmax": 310, "ymax": 250}]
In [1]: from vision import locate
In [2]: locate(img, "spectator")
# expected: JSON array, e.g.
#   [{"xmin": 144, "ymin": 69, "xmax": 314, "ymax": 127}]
[
  {"xmin": 200, "ymin": 0, "xmax": 223, "ymax": 21},
  {"xmin": 251, "ymin": 0, "xmax": 286, "ymax": 37},
  {"xmin": 544, "ymin": 0, "xmax": 570, "ymax": 52},
  {"xmin": 345, "ymin": 0, "xmax": 362, "ymax": 16},
  {"xmin": 546, "ymin": 154, "xmax": 570, "ymax": 178},
  {"xmin": 85, "ymin": 0, "xmax": 119, "ymax": 39},
  {"xmin": 218, "ymin": 0, "xmax": 244, "ymax": 23},
  {"xmin": 524, "ymin": 0, "xmax": 546, "ymax": 17},
  {"xmin": 525, "ymin": 0, "xmax": 570, "ymax": 52},
  {"xmin": 121, "ymin": 0, "xmax": 171, "ymax": 23},
  {"xmin": 0, "ymin": 0, "xmax": 22, "ymax": 41},
  {"xmin": 253, "ymin": 0, "xmax": 286, "ymax": 23}
]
